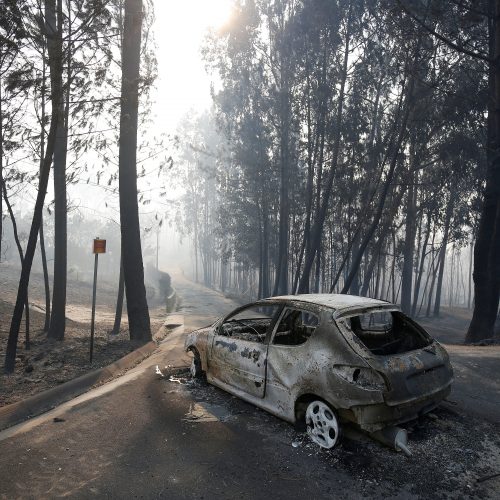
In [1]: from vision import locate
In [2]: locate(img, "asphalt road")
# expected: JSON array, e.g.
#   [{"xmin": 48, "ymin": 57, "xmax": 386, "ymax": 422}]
[{"xmin": 0, "ymin": 274, "xmax": 499, "ymax": 499}]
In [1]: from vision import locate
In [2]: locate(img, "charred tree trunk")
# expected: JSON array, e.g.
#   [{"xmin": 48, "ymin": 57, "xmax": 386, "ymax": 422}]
[
  {"xmin": 468, "ymin": 240, "xmax": 474, "ymax": 309},
  {"xmin": 0, "ymin": 74, "xmax": 3, "ymax": 263},
  {"xmin": 261, "ymin": 197, "xmax": 270, "ymax": 297},
  {"xmin": 433, "ymin": 194, "xmax": 454, "ymax": 317},
  {"xmin": 38, "ymin": 42, "xmax": 51, "ymax": 332},
  {"xmin": 2, "ymin": 183, "xmax": 30, "ymax": 349},
  {"xmin": 274, "ymin": 86, "xmax": 291, "ymax": 295},
  {"xmin": 412, "ymin": 211, "xmax": 431, "ymax": 316},
  {"xmin": 118, "ymin": 0, "xmax": 151, "ymax": 341},
  {"xmin": 401, "ymin": 164, "xmax": 417, "ymax": 314},
  {"xmin": 467, "ymin": 0, "xmax": 500, "ymax": 341},
  {"xmin": 4, "ymin": 0, "xmax": 63, "ymax": 373},
  {"xmin": 112, "ymin": 256, "xmax": 125, "ymax": 335},
  {"xmin": 47, "ymin": 0, "xmax": 71, "ymax": 341}
]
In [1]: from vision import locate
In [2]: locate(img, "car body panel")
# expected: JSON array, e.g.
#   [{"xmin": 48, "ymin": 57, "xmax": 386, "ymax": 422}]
[{"xmin": 209, "ymin": 335, "xmax": 267, "ymax": 398}]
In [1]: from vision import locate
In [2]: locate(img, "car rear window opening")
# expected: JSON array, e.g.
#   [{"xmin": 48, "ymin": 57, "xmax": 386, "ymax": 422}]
[{"xmin": 344, "ymin": 311, "xmax": 432, "ymax": 355}]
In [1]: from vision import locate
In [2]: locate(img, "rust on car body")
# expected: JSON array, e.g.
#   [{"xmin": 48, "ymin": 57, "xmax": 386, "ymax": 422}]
[{"xmin": 185, "ymin": 294, "xmax": 453, "ymax": 437}]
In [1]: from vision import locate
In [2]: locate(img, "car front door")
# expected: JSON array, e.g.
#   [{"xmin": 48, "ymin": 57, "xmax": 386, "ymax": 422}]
[{"xmin": 209, "ymin": 303, "xmax": 281, "ymax": 398}]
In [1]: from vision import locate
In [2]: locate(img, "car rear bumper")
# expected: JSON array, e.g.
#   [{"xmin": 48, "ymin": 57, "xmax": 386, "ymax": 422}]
[{"xmin": 345, "ymin": 384, "xmax": 452, "ymax": 432}]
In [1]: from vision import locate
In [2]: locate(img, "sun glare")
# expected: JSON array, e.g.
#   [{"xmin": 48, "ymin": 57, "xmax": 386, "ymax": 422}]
[
  {"xmin": 199, "ymin": 0, "xmax": 233, "ymax": 30},
  {"xmin": 152, "ymin": 1, "xmax": 233, "ymax": 133}
]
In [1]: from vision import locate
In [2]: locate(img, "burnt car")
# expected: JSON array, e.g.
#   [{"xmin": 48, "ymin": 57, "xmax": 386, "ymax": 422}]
[{"xmin": 185, "ymin": 294, "xmax": 453, "ymax": 450}]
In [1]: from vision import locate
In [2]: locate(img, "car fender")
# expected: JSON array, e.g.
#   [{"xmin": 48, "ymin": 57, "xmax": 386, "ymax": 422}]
[{"xmin": 185, "ymin": 327, "xmax": 212, "ymax": 372}]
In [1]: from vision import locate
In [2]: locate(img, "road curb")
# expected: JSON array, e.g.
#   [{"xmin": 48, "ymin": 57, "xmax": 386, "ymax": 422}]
[{"xmin": 0, "ymin": 340, "xmax": 157, "ymax": 432}]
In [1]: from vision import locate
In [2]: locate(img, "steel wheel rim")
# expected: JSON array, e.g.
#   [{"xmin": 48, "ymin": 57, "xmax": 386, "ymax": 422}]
[{"xmin": 305, "ymin": 401, "xmax": 339, "ymax": 449}]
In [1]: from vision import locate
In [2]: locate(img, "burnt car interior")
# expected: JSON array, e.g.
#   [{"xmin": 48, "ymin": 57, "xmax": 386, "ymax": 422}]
[
  {"xmin": 220, "ymin": 304, "xmax": 280, "ymax": 343},
  {"xmin": 273, "ymin": 309, "xmax": 319, "ymax": 346},
  {"xmin": 347, "ymin": 311, "xmax": 431, "ymax": 355}
]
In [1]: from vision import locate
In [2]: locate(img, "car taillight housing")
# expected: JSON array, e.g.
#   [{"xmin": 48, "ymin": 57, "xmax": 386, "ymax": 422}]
[{"xmin": 332, "ymin": 365, "xmax": 388, "ymax": 391}]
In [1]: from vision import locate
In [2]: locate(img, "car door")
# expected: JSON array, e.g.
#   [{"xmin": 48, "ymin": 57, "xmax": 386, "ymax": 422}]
[
  {"xmin": 209, "ymin": 302, "xmax": 281, "ymax": 398},
  {"xmin": 266, "ymin": 306, "xmax": 321, "ymax": 401}
]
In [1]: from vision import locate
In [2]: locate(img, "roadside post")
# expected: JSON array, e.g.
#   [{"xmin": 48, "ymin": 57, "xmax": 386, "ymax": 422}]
[{"xmin": 90, "ymin": 237, "xmax": 106, "ymax": 363}]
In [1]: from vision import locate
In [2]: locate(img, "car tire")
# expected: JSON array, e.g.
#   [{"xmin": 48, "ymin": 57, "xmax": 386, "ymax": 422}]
[
  {"xmin": 189, "ymin": 349, "xmax": 203, "ymax": 378},
  {"xmin": 305, "ymin": 400, "xmax": 341, "ymax": 449}
]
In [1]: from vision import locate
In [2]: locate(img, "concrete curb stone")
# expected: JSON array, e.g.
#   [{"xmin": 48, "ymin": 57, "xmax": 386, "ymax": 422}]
[{"xmin": 0, "ymin": 340, "xmax": 157, "ymax": 432}]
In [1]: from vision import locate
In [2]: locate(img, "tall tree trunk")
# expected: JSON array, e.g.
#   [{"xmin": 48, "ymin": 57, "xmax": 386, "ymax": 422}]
[
  {"xmin": 261, "ymin": 196, "xmax": 270, "ymax": 297},
  {"xmin": 401, "ymin": 162, "xmax": 417, "ymax": 314},
  {"xmin": 274, "ymin": 82, "xmax": 291, "ymax": 295},
  {"xmin": 4, "ymin": 0, "xmax": 63, "ymax": 373},
  {"xmin": 0, "ymin": 72, "xmax": 3, "ymax": 263},
  {"xmin": 433, "ymin": 194, "xmax": 454, "ymax": 317},
  {"xmin": 47, "ymin": 0, "xmax": 70, "ymax": 340},
  {"xmin": 39, "ymin": 220, "xmax": 51, "ymax": 331},
  {"xmin": 118, "ymin": 0, "xmax": 151, "ymax": 341},
  {"xmin": 412, "ymin": 211, "xmax": 431, "ymax": 316},
  {"xmin": 468, "ymin": 240, "xmax": 474, "ymax": 309},
  {"xmin": 111, "ymin": 256, "xmax": 125, "ymax": 335},
  {"xmin": 2, "ymin": 183, "xmax": 30, "ymax": 349},
  {"xmin": 466, "ymin": 0, "xmax": 500, "ymax": 342},
  {"xmin": 39, "ymin": 41, "xmax": 51, "ymax": 332}
]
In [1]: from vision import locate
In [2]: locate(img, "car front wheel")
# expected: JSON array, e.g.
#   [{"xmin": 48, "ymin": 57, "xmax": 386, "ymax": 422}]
[{"xmin": 305, "ymin": 400, "xmax": 341, "ymax": 449}]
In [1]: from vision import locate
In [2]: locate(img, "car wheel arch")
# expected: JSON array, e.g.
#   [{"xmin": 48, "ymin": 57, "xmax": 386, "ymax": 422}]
[
  {"xmin": 294, "ymin": 393, "xmax": 338, "ymax": 431},
  {"xmin": 187, "ymin": 345, "xmax": 206, "ymax": 372}
]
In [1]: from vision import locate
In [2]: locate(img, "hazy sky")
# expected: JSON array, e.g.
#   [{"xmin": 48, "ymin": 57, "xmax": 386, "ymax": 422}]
[
  {"xmin": 67, "ymin": 2, "xmax": 232, "ymax": 243},
  {"xmin": 151, "ymin": 0, "xmax": 232, "ymax": 133}
]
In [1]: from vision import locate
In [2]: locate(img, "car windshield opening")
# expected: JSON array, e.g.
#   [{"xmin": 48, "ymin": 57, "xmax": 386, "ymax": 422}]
[
  {"xmin": 344, "ymin": 310, "xmax": 431, "ymax": 355},
  {"xmin": 220, "ymin": 304, "xmax": 280, "ymax": 343}
]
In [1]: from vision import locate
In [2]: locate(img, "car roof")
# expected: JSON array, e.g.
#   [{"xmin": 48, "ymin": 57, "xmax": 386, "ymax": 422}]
[{"xmin": 265, "ymin": 293, "xmax": 392, "ymax": 312}]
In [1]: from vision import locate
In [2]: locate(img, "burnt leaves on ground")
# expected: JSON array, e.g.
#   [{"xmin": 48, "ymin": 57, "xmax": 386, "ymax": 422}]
[{"xmin": 161, "ymin": 367, "xmax": 500, "ymax": 499}]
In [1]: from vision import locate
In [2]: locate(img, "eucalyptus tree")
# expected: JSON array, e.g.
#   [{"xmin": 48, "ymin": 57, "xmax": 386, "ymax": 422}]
[
  {"xmin": 396, "ymin": 0, "xmax": 496, "ymax": 340},
  {"xmin": 4, "ymin": 0, "xmax": 64, "ymax": 373},
  {"xmin": 118, "ymin": 0, "xmax": 151, "ymax": 341}
]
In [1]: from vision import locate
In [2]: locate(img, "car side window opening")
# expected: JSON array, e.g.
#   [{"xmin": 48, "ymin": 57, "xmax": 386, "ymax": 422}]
[
  {"xmin": 273, "ymin": 308, "xmax": 319, "ymax": 346},
  {"xmin": 220, "ymin": 304, "xmax": 280, "ymax": 343},
  {"xmin": 346, "ymin": 310, "xmax": 431, "ymax": 355}
]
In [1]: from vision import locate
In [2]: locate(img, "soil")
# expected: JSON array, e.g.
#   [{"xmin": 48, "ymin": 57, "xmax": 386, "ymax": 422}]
[{"xmin": 0, "ymin": 262, "xmax": 167, "ymax": 407}]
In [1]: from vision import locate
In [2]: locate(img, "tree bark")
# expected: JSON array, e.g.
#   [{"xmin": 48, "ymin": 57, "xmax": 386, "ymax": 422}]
[
  {"xmin": 401, "ymin": 162, "xmax": 417, "ymax": 314},
  {"xmin": 4, "ymin": 0, "xmax": 63, "ymax": 373},
  {"xmin": 47, "ymin": 0, "xmax": 70, "ymax": 341},
  {"xmin": 111, "ymin": 256, "xmax": 125, "ymax": 335},
  {"xmin": 2, "ymin": 182, "xmax": 30, "ymax": 349},
  {"xmin": 466, "ymin": 0, "xmax": 500, "ymax": 341},
  {"xmin": 38, "ymin": 40, "xmax": 51, "ymax": 332},
  {"xmin": 0, "ymin": 73, "xmax": 3, "ymax": 263},
  {"xmin": 433, "ymin": 194, "xmax": 454, "ymax": 317},
  {"xmin": 412, "ymin": 211, "xmax": 431, "ymax": 316},
  {"xmin": 118, "ymin": 0, "xmax": 151, "ymax": 341}
]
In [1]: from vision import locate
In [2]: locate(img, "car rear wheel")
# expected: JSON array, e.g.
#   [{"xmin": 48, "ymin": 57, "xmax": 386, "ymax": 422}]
[
  {"xmin": 189, "ymin": 349, "xmax": 203, "ymax": 378},
  {"xmin": 305, "ymin": 400, "xmax": 341, "ymax": 449}
]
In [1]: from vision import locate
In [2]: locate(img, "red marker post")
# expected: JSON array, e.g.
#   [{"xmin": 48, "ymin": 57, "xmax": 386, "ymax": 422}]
[{"xmin": 90, "ymin": 238, "xmax": 106, "ymax": 363}]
